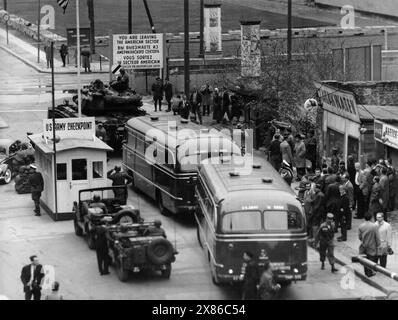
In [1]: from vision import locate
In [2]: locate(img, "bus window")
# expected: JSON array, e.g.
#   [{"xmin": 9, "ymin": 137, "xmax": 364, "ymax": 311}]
[
  {"xmin": 128, "ymin": 131, "xmax": 136, "ymax": 148},
  {"xmin": 264, "ymin": 211, "xmax": 303, "ymax": 230},
  {"xmin": 197, "ymin": 181, "xmax": 214, "ymax": 223},
  {"xmin": 222, "ymin": 211, "xmax": 262, "ymax": 233}
]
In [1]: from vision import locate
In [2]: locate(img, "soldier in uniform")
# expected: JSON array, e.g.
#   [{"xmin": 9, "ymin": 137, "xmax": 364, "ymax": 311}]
[
  {"xmin": 94, "ymin": 224, "xmax": 110, "ymax": 276},
  {"xmin": 242, "ymin": 251, "xmax": 260, "ymax": 300},
  {"xmin": 107, "ymin": 166, "xmax": 133, "ymax": 205},
  {"xmin": 28, "ymin": 165, "xmax": 44, "ymax": 216},
  {"xmin": 315, "ymin": 213, "xmax": 338, "ymax": 273}
]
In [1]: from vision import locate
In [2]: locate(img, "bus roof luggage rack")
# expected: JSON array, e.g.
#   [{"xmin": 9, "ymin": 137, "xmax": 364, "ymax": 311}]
[
  {"xmin": 262, "ymin": 178, "xmax": 273, "ymax": 183},
  {"xmin": 150, "ymin": 116, "xmax": 159, "ymax": 121}
]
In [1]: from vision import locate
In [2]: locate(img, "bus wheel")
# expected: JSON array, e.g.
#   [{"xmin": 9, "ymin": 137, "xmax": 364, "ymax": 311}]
[
  {"xmin": 157, "ymin": 192, "xmax": 170, "ymax": 216},
  {"xmin": 196, "ymin": 225, "xmax": 203, "ymax": 248}
]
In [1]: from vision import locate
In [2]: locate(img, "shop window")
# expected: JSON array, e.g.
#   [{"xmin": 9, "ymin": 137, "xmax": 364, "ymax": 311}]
[
  {"xmin": 326, "ymin": 128, "xmax": 344, "ymax": 158},
  {"xmin": 72, "ymin": 159, "xmax": 87, "ymax": 180},
  {"xmin": 347, "ymin": 136, "xmax": 359, "ymax": 162},
  {"xmin": 56, "ymin": 163, "xmax": 67, "ymax": 180},
  {"xmin": 92, "ymin": 161, "xmax": 103, "ymax": 179}
]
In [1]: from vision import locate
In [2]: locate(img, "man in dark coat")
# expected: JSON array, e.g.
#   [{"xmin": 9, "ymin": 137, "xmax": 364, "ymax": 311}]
[
  {"xmin": 189, "ymin": 86, "xmax": 203, "ymax": 125},
  {"xmin": 369, "ymin": 176, "xmax": 382, "ymax": 219},
  {"xmin": 107, "ymin": 166, "xmax": 133, "ymax": 205},
  {"xmin": 164, "ymin": 79, "xmax": 173, "ymax": 112},
  {"xmin": 309, "ymin": 184, "xmax": 326, "ymax": 238},
  {"xmin": 386, "ymin": 158, "xmax": 396, "ymax": 212},
  {"xmin": 151, "ymin": 77, "xmax": 163, "ymax": 112},
  {"xmin": 269, "ymin": 134, "xmax": 282, "ymax": 172},
  {"xmin": 59, "ymin": 44, "xmax": 68, "ymax": 67},
  {"xmin": 94, "ymin": 225, "xmax": 110, "ymax": 275},
  {"xmin": 325, "ymin": 176, "xmax": 342, "ymax": 232},
  {"xmin": 305, "ymin": 129, "xmax": 317, "ymax": 172},
  {"xmin": 379, "ymin": 167, "xmax": 390, "ymax": 219},
  {"xmin": 20, "ymin": 255, "xmax": 45, "ymax": 300},
  {"xmin": 242, "ymin": 251, "xmax": 260, "ymax": 300},
  {"xmin": 212, "ymin": 88, "xmax": 222, "ymax": 123},
  {"xmin": 220, "ymin": 86, "xmax": 231, "ymax": 123},
  {"xmin": 337, "ymin": 185, "xmax": 350, "ymax": 242},
  {"xmin": 28, "ymin": 165, "xmax": 44, "ymax": 216}
]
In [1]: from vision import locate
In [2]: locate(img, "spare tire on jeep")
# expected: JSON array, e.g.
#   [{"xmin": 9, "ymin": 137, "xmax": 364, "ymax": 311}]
[
  {"xmin": 146, "ymin": 238, "xmax": 174, "ymax": 265},
  {"xmin": 113, "ymin": 209, "xmax": 142, "ymax": 224}
]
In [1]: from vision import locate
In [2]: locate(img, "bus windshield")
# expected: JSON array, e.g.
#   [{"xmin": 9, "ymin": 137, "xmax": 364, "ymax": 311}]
[{"xmin": 221, "ymin": 210, "xmax": 304, "ymax": 233}]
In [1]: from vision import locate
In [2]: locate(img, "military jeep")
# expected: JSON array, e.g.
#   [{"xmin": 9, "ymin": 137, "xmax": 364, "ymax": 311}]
[
  {"xmin": 73, "ymin": 186, "xmax": 142, "ymax": 249},
  {"xmin": 105, "ymin": 222, "xmax": 177, "ymax": 282}
]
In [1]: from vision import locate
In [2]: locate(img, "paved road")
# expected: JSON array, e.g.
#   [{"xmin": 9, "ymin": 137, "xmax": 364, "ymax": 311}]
[{"xmin": 0, "ymin": 48, "xmax": 386, "ymax": 300}]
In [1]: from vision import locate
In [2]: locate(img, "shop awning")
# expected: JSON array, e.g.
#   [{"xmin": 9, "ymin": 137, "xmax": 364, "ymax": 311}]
[
  {"xmin": 358, "ymin": 105, "xmax": 398, "ymax": 123},
  {"xmin": 28, "ymin": 133, "xmax": 113, "ymax": 154}
]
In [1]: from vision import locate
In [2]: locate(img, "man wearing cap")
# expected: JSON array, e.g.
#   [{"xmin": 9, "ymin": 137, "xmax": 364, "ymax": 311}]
[
  {"xmin": 151, "ymin": 77, "xmax": 164, "ymax": 112},
  {"xmin": 110, "ymin": 68, "xmax": 129, "ymax": 93},
  {"xmin": 28, "ymin": 165, "xmax": 44, "ymax": 216},
  {"xmin": 107, "ymin": 166, "xmax": 133, "ymax": 204},
  {"xmin": 315, "ymin": 213, "xmax": 338, "ymax": 272},
  {"xmin": 94, "ymin": 224, "xmax": 110, "ymax": 275}
]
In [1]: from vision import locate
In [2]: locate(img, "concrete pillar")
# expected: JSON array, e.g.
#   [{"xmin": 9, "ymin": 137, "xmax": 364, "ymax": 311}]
[{"xmin": 240, "ymin": 21, "xmax": 261, "ymax": 78}]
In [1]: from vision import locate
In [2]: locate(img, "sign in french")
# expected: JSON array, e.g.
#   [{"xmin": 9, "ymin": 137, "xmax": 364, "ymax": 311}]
[
  {"xmin": 43, "ymin": 117, "xmax": 95, "ymax": 141},
  {"xmin": 113, "ymin": 33, "xmax": 163, "ymax": 70}
]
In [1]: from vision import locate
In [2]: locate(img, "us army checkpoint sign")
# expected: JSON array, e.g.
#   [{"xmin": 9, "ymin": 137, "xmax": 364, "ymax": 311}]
[
  {"xmin": 113, "ymin": 33, "xmax": 164, "ymax": 70},
  {"xmin": 43, "ymin": 117, "xmax": 96, "ymax": 141}
]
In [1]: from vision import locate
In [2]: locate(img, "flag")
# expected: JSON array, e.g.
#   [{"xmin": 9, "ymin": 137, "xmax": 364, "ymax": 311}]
[{"xmin": 57, "ymin": 0, "xmax": 69, "ymax": 14}]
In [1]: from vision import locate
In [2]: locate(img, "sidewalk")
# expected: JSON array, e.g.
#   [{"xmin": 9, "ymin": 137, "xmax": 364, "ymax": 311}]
[
  {"xmin": 291, "ymin": 179, "xmax": 398, "ymax": 294},
  {"xmin": 0, "ymin": 27, "xmax": 109, "ymax": 74}
]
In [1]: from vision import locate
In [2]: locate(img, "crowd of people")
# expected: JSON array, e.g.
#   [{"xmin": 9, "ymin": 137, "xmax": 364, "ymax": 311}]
[{"xmin": 150, "ymin": 78, "xmax": 245, "ymax": 125}]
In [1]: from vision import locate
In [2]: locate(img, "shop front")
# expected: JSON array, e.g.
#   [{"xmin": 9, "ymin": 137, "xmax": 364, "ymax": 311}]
[
  {"xmin": 374, "ymin": 120, "xmax": 398, "ymax": 163},
  {"xmin": 315, "ymin": 82, "xmax": 361, "ymax": 166}
]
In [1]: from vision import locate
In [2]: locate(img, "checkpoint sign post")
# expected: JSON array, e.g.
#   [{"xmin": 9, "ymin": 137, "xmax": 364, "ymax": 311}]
[{"xmin": 112, "ymin": 33, "xmax": 164, "ymax": 70}]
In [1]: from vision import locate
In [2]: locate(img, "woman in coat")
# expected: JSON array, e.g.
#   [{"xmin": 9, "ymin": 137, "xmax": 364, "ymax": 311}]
[
  {"xmin": 294, "ymin": 134, "xmax": 307, "ymax": 180},
  {"xmin": 81, "ymin": 47, "xmax": 91, "ymax": 72}
]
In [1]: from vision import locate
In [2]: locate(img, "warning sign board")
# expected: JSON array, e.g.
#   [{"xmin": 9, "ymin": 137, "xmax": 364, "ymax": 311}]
[{"xmin": 113, "ymin": 33, "xmax": 164, "ymax": 70}]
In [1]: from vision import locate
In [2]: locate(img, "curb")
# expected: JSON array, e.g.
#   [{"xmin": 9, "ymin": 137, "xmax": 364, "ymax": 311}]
[
  {"xmin": 0, "ymin": 44, "xmax": 108, "ymax": 75},
  {"xmin": 308, "ymin": 242, "xmax": 389, "ymax": 296}
]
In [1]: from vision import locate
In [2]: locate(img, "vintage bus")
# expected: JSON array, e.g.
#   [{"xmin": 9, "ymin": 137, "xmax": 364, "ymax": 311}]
[
  {"xmin": 122, "ymin": 115, "xmax": 242, "ymax": 215},
  {"xmin": 194, "ymin": 155, "xmax": 307, "ymax": 285}
]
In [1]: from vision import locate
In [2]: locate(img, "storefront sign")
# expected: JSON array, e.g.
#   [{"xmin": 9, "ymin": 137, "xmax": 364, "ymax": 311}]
[
  {"xmin": 113, "ymin": 33, "xmax": 164, "ymax": 70},
  {"xmin": 204, "ymin": 4, "xmax": 222, "ymax": 53},
  {"xmin": 43, "ymin": 117, "xmax": 95, "ymax": 141},
  {"xmin": 241, "ymin": 21, "xmax": 261, "ymax": 78},
  {"xmin": 315, "ymin": 82, "xmax": 360, "ymax": 123},
  {"xmin": 374, "ymin": 120, "xmax": 398, "ymax": 149}
]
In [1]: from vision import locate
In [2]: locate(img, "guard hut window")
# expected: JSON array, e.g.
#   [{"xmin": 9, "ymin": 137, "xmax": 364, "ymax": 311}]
[
  {"xmin": 56, "ymin": 163, "xmax": 67, "ymax": 180},
  {"xmin": 92, "ymin": 161, "xmax": 103, "ymax": 179},
  {"xmin": 72, "ymin": 159, "xmax": 87, "ymax": 180}
]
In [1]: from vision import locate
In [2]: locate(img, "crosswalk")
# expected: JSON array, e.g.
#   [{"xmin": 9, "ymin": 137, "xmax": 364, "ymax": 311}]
[{"xmin": 0, "ymin": 74, "xmax": 109, "ymax": 95}]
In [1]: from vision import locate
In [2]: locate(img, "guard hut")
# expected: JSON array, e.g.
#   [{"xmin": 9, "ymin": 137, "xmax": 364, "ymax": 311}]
[{"xmin": 28, "ymin": 117, "xmax": 113, "ymax": 221}]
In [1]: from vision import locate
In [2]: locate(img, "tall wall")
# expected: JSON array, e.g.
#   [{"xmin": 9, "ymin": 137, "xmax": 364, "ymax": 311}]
[{"xmin": 315, "ymin": 0, "xmax": 398, "ymax": 18}]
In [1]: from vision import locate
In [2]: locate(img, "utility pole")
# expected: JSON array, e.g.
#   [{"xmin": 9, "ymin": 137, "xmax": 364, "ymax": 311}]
[
  {"xmin": 287, "ymin": 0, "xmax": 292, "ymax": 64},
  {"xmin": 50, "ymin": 41, "xmax": 58, "ymax": 216},
  {"xmin": 199, "ymin": 0, "xmax": 204, "ymax": 57},
  {"xmin": 184, "ymin": 0, "xmax": 190, "ymax": 98},
  {"xmin": 37, "ymin": 0, "xmax": 41, "ymax": 63},
  {"xmin": 128, "ymin": 0, "xmax": 132, "ymax": 33},
  {"xmin": 87, "ymin": 0, "xmax": 95, "ymax": 53}
]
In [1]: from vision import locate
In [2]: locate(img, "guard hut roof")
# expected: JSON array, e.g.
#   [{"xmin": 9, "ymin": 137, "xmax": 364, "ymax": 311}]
[{"xmin": 28, "ymin": 133, "xmax": 113, "ymax": 154}]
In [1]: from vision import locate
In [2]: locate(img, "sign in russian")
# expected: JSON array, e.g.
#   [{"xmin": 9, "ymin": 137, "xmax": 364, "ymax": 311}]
[
  {"xmin": 43, "ymin": 117, "xmax": 95, "ymax": 141},
  {"xmin": 204, "ymin": 5, "xmax": 222, "ymax": 53},
  {"xmin": 374, "ymin": 120, "xmax": 398, "ymax": 150},
  {"xmin": 113, "ymin": 33, "xmax": 164, "ymax": 70},
  {"xmin": 314, "ymin": 82, "xmax": 360, "ymax": 123},
  {"xmin": 66, "ymin": 28, "xmax": 91, "ymax": 47}
]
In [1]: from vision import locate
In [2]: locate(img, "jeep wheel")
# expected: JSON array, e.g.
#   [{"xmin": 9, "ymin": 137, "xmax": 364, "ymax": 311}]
[
  {"xmin": 86, "ymin": 230, "xmax": 96, "ymax": 250},
  {"xmin": 147, "ymin": 238, "xmax": 174, "ymax": 265},
  {"xmin": 74, "ymin": 217, "xmax": 83, "ymax": 236},
  {"xmin": 157, "ymin": 191, "xmax": 170, "ymax": 216},
  {"xmin": 114, "ymin": 209, "xmax": 141, "ymax": 224},
  {"xmin": 1, "ymin": 168, "xmax": 12, "ymax": 184},
  {"xmin": 116, "ymin": 258, "xmax": 129, "ymax": 282},
  {"xmin": 161, "ymin": 264, "xmax": 172, "ymax": 279}
]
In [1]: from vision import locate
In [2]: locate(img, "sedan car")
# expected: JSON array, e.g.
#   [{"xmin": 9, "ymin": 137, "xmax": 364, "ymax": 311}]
[{"xmin": 0, "ymin": 139, "xmax": 14, "ymax": 184}]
